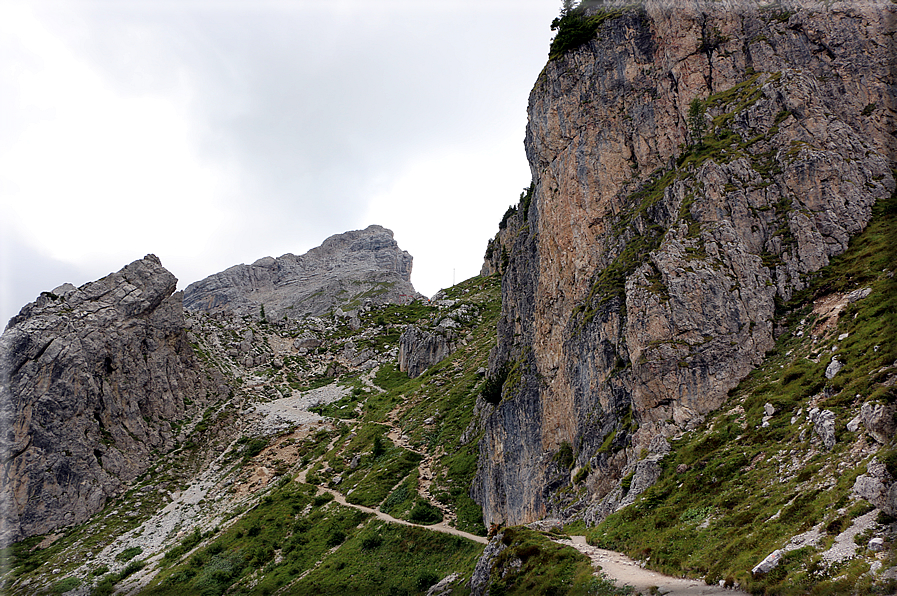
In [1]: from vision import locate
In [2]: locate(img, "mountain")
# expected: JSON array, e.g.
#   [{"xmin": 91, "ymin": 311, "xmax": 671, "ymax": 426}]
[
  {"xmin": 474, "ymin": 0, "xmax": 895, "ymax": 529},
  {"xmin": 0, "ymin": 255, "xmax": 228, "ymax": 547},
  {"xmin": 1, "ymin": 1, "xmax": 895, "ymax": 595},
  {"xmin": 183, "ymin": 225, "xmax": 420, "ymax": 320}
]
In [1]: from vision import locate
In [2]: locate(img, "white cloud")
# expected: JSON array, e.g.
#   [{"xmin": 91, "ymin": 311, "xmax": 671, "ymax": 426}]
[
  {"xmin": 0, "ymin": 3, "xmax": 234, "ymax": 271},
  {"xmin": 0, "ymin": 0, "xmax": 559, "ymax": 322}
]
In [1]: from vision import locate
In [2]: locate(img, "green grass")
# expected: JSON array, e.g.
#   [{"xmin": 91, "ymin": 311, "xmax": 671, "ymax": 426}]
[
  {"xmin": 288, "ymin": 520, "xmax": 483, "ymax": 595},
  {"xmin": 144, "ymin": 480, "xmax": 372, "ymax": 596}
]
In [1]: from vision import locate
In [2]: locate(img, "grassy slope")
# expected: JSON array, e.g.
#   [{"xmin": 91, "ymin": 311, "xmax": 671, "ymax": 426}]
[{"xmin": 586, "ymin": 184, "xmax": 897, "ymax": 594}]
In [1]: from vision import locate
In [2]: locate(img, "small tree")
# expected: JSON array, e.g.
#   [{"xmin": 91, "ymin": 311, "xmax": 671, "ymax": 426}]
[{"xmin": 688, "ymin": 98, "xmax": 706, "ymax": 147}]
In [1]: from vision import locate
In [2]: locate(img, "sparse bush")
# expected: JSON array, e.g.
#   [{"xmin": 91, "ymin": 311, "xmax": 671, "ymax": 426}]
[
  {"xmin": 115, "ymin": 546, "xmax": 143, "ymax": 562},
  {"xmin": 51, "ymin": 576, "xmax": 81, "ymax": 594},
  {"xmin": 415, "ymin": 570, "xmax": 439, "ymax": 591},
  {"xmin": 481, "ymin": 364, "xmax": 510, "ymax": 405},
  {"xmin": 408, "ymin": 500, "xmax": 443, "ymax": 524}
]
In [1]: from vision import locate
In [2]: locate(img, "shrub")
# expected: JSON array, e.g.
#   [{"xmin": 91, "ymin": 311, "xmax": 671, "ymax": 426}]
[
  {"xmin": 554, "ymin": 441, "xmax": 575, "ymax": 469},
  {"xmin": 408, "ymin": 500, "xmax": 443, "ymax": 525},
  {"xmin": 416, "ymin": 571, "xmax": 439, "ymax": 591},
  {"xmin": 115, "ymin": 546, "xmax": 143, "ymax": 562},
  {"xmin": 326, "ymin": 529, "xmax": 346, "ymax": 547},
  {"xmin": 481, "ymin": 364, "xmax": 510, "ymax": 405},
  {"xmin": 51, "ymin": 577, "xmax": 81, "ymax": 594}
]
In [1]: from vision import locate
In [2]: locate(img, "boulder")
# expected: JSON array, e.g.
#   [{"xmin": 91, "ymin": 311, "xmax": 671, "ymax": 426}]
[{"xmin": 398, "ymin": 326, "xmax": 455, "ymax": 378}]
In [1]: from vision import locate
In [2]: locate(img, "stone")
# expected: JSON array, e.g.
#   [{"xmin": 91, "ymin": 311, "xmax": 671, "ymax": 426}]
[
  {"xmin": 846, "ymin": 416, "xmax": 862, "ymax": 434},
  {"xmin": 398, "ymin": 326, "xmax": 456, "ymax": 378},
  {"xmin": 184, "ymin": 225, "xmax": 421, "ymax": 320},
  {"xmin": 825, "ymin": 357, "xmax": 843, "ymax": 379},
  {"xmin": 860, "ymin": 401, "xmax": 896, "ymax": 444},
  {"xmin": 810, "ymin": 409, "xmax": 837, "ymax": 450},
  {"xmin": 852, "ymin": 459, "xmax": 897, "ymax": 516},
  {"xmin": 468, "ymin": 533, "xmax": 508, "ymax": 596},
  {"xmin": 426, "ymin": 572, "xmax": 461, "ymax": 596},
  {"xmin": 764, "ymin": 403, "xmax": 776, "ymax": 417},
  {"xmin": 0, "ymin": 255, "xmax": 226, "ymax": 546},
  {"xmin": 869, "ymin": 537, "xmax": 885, "ymax": 552},
  {"xmin": 752, "ymin": 550, "xmax": 783, "ymax": 575},
  {"xmin": 847, "ymin": 287, "xmax": 872, "ymax": 303}
]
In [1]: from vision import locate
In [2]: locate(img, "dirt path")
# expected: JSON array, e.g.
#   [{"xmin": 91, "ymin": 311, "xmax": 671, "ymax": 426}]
[
  {"xmin": 314, "ymin": 484, "xmax": 488, "ymax": 544},
  {"xmin": 557, "ymin": 537, "xmax": 747, "ymax": 595}
]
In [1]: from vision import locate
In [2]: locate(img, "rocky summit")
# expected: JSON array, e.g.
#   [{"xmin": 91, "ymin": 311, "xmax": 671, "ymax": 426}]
[
  {"xmin": 183, "ymin": 225, "xmax": 420, "ymax": 320},
  {"xmin": 1, "ymin": 2, "xmax": 895, "ymax": 595},
  {"xmin": 0, "ymin": 255, "xmax": 227, "ymax": 547}
]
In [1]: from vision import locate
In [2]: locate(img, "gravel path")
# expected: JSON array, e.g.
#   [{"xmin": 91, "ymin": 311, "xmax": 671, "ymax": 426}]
[
  {"xmin": 316, "ymin": 484, "xmax": 488, "ymax": 544},
  {"xmin": 557, "ymin": 536, "xmax": 748, "ymax": 595}
]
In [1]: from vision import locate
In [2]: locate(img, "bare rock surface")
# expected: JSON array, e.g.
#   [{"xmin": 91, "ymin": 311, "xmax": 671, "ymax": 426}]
[
  {"xmin": 184, "ymin": 225, "xmax": 420, "ymax": 320},
  {"xmin": 398, "ymin": 326, "xmax": 456, "ymax": 378},
  {"xmin": 0, "ymin": 255, "xmax": 226, "ymax": 545},
  {"xmin": 474, "ymin": 0, "xmax": 895, "ymax": 527}
]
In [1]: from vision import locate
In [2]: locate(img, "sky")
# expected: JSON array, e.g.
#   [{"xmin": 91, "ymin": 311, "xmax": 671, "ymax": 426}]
[{"xmin": 0, "ymin": 0, "xmax": 560, "ymax": 324}]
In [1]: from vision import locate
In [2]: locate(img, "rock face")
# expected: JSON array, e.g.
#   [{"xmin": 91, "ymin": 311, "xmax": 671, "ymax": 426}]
[
  {"xmin": 474, "ymin": 0, "xmax": 895, "ymax": 527},
  {"xmin": 184, "ymin": 225, "xmax": 420, "ymax": 320},
  {"xmin": 398, "ymin": 326, "xmax": 456, "ymax": 378},
  {"xmin": 0, "ymin": 255, "xmax": 225, "ymax": 545}
]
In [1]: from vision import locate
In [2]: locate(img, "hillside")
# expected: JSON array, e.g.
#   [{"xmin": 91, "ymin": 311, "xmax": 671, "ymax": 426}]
[
  {"xmin": 1, "ymin": 1, "xmax": 895, "ymax": 595},
  {"xmin": 0, "ymin": 275, "xmax": 506, "ymax": 595}
]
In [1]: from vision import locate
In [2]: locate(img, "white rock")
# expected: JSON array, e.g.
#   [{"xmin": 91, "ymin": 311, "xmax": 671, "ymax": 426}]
[
  {"xmin": 752, "ymin": 549, "xmax": 782, "ymax": 575},
  {"xmin": 825, "ymin": 357, "xmax": 842, "ymax": 379},
  {"xmin": 869, "ymin": 537, "xmax": 885, "ymax": 552}
]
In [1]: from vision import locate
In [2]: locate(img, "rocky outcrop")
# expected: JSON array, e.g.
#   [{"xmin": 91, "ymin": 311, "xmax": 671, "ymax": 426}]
[
  {"xmin": 184, "ymin": 225, "xmax": 420, "ymax": 320},
  {"xmin": 398, "ymin": 326, "xmax": 456, "ymax": 378},
  {"xmin": 0, "ymin": 255, "xmax": 226, "ymax": 545},
  {"xmin": 475, "ymin": 0, "xmax": 896, "ymax": 527}
]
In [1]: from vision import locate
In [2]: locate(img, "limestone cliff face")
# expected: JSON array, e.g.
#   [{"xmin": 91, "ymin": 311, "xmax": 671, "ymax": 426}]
[
  {"xmin": 474, "ymin": 0, "xmax": 896, "ymax": 527},
  {"xmin": 0, "ymin": 256, "xmax": 226, "ymax": 545},
  {"xmin": 183, "ymin": 225, "xmax": 419, "ymax": 320}
]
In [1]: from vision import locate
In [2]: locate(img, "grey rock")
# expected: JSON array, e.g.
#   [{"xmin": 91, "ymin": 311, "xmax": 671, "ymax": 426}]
[
  {"xmin": 860, "ymin": 401, "xmax": 896, "ymax": 444},
  {"xmin": 398, "ymin": 326, "xmax": 456, "ymax": 378},
  {"xmin": 0, "ymin": 255, "xmax": 225, "ymax": 546},
  {"xmin": 852, "ymin": 459, "xmax": 897, "ymax": 516},
  {"xmin": 293, "ymin": 334, "xmax": 322, "ymax": 350},
  {"xmin": 617, "ymin": 456, "xmax": 664, "ymax": 510},
  {"xmin": 825, "ymin": 357, "xmax": 843, "ymax": 379},
  {"xmin": 764, "ymin": 403, "xmax": 776, "ymax": 417},
  {"xmin": 468, "ymin": 533, "xmax": 508, "ymax": 596},
  {"xmin": 847, "ymin": 287, "xmax": 872, "ymax": 303},
  {"xmin": 846, "ymin": 415, "xmax": 862, "ymax": 433},
  {"xmin": 184, "ymin": 225, "xmax": 420, "ymax": 320},
  {"xmin": 752, "ymin": 550, "xmax": 783, "ymax": 575},
  {"xmin": 473, "ymin": 0, "xmax": 894, "ymax": 527},
  {"xmin": 426, "ymin": 572, "xmax": 461, "ymax": 596},
  {"xmin": 810, "ymin": 408, "xmax": 837, "ymax": 450},
  {"xmin": 869, "ymin": 537, "xmax": 885, "ymax": 552}
]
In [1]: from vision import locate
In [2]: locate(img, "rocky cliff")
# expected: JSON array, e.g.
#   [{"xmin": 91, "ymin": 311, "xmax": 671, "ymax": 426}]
[
  {"xmin": 474, "ymin": 0, "xmax": 896, "ymax": 527},
  {"xmin": 0, "ymin": 255, "xmax": 226, "ymax": 546},
  {"xmin": 183, "ymin": 225, "xmax": 420, "ymax": 320}
]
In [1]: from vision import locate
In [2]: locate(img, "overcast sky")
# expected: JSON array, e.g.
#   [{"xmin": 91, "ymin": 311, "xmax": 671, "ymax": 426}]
[{"xmin": 0, "ymin": 0, "xmax": 559, "ymax": 324}]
